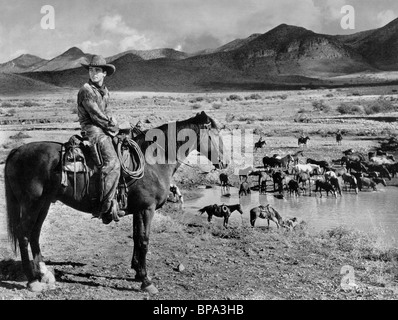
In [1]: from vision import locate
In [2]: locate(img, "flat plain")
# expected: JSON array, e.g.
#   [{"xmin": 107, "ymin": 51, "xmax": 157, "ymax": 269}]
[{"xmin": 1, "ymin": 84, "xmax": 398, "ymax": 300}]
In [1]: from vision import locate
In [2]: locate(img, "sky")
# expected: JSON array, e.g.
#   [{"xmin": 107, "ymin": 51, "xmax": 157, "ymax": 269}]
[{"xmin": 0, "ymin": 0, "xmax": 397, "ymax": 63}]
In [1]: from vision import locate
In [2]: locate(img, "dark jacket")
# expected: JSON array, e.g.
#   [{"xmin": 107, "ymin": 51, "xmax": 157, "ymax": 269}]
[{"xmin": 77, "ymin": 81, "xmax": 118, "ymax": 137}]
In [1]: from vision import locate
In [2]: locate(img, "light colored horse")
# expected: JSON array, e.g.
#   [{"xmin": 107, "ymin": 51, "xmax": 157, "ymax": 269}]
[
  {"xmin": 342, "ymin": 173, "xmax": 358, "ymax": 193},
  {"xmin": 325, "ymin": 170, "xmax": 337, "ymax": 181},
  {"xmin": 292, "ymin": 164, "xmax": 321, "ymax": 176},
  {"xmin": 369, "ymin": 156, "xmax": 394, "ymax": 165},
  {"xmin": 235, "ymin": 165, "xmax": 254, "ymax": 181},
  {"xmin": 169, "ymin": 184, "xmax": 184, "ymax": 203}
]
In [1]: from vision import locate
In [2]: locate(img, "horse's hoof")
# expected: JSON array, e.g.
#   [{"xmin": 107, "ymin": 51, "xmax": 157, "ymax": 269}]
[
  {"xmin": 142, "ymin": 284, "xmax": 159, "ymax": 295},
  {"xmin": 135, "ymin": 275, "xmax": 152, "ymax": 282},
  {"xmin": 42, "ymin": 271, "xmax": 56, "ymax": 290},
  {"xmin": 27, "ymin": 280, "xmax": 47, "ymax": 292}
]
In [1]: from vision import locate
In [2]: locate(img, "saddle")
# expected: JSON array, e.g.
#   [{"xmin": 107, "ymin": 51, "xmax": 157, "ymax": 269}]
[{"xmin": 61, "ymin": 130, "xmax": 145, "ymax": 210}]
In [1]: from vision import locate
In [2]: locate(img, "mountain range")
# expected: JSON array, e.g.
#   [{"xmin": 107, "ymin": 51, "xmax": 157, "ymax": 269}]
[{"xmin": 1, "ymin": 18, "xmax": 398, "ymax": 92}]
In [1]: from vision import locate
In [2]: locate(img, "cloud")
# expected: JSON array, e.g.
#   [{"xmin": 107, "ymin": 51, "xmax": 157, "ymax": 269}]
[
  {"xmin": 78, "ymin": 40, "xmax": 113, "ymax": 53},
  {"xmin": 100, "ymin": 14, "xmax": 163, "ymax": 51},
  {"xmin": 101, "ymin": 15, "xmax": 131, "ymax": 35},
  {"xmin": 119, "ymin": 34, "xmax": 155, "ymax": 51},
  {"xmin": 376, "ymin": 9, "xmax": 396, "ymax": 27},
  {"xmin": 323, "ymin": 0, "xmax": 348, "ymax": 21}
]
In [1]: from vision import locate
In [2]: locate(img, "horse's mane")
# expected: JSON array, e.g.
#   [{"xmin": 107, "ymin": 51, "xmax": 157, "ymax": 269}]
[{"xmin": 227, "ymin": 204, "xmax": 241, "ymax": 211}]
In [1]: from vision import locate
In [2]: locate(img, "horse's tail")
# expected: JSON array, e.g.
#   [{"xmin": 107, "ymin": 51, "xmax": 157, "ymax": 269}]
[
  {"xmin": 198, "ymin": 207, "xmax": 207, "ymax": 215},
  {"xmin": 4, "ymin": 149, "xmax": 21, "ymax": 253}
]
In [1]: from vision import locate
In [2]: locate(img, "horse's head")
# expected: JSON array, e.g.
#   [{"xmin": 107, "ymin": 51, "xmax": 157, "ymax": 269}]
[
  {"xmin": 195, "ymin": 111, "xmax": 228, "ymax": 169},
  {"xmin": 236, "ymin": 204, "xmax": 244, "ymax": 215}
]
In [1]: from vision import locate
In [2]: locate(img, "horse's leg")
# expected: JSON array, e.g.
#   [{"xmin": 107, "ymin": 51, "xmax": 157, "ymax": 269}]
[
  {"xmin": 30, "ymin": 200, "xmax": 55, "ymax": 290},
  {"xmin": 250, "ymin": 211, "xmax": 257, "ymax": 227},
  {"xmin": 17, "ymin": 199, "xmax": 48, "ymax": 292},
  {"xmin": 131, "ymin": 205, "xmax": 158, "ymax": 294},
  {"xmin": 224, "ymin": 216, "xmax": 228, "ymax": 228}
]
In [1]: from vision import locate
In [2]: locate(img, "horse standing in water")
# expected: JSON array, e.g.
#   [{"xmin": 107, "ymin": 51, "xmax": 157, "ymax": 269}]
[
  {"xmin": 219, "ymin": 172, "xmax": 231, "ymax": 194},
  {"xmin": 4, "ymin": 111, "xmax": 227, "ymax": 294}
]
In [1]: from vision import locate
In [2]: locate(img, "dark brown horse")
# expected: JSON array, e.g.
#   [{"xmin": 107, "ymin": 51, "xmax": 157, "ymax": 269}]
[
  {"xmin": 4, "ymin": 111, "xmax": 226, "ymax": 294},
  {"xmin": 315, "ymin": 179, "xmax": 337, "ymax": 198},
  {"xmin": 298, "ymin": 136, "xmax": 310, "ymax": 147},
  {"xmin": 198, "ymin": 203, "xmax": 243, "ymax": 228},
  {"xmin": 254, "ymin": 138, "xmax": 266, "ymax": 151},
  {"xmin": 248, "ymin": 170, "xmax": 269, "ymax": 194},
  {"xmin": 219, "ymin": 172, "xmax": 231, "ymax": 193},
  {"xmin": 336, "ymin": 132, "xmax": 343, "ymax": 145}
]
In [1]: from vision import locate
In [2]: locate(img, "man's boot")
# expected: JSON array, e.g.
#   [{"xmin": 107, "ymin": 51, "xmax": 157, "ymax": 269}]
[{"xmin": 101, "ymin": 199, "xmax": 125, "ymax": 225}]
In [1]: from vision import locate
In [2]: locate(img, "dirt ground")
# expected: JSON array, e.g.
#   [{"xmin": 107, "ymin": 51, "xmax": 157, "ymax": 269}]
[{"xmin": 1, "ymin": 86, "xmax": 398, "ymax": 300}]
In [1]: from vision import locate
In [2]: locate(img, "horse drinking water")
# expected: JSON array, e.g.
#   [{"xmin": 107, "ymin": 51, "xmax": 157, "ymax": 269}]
[
  {"xmin": 250, "ymin": 204, "xmax": 283, "ymax": 228},
  {"xmin": 4, "ymin": 111, "xmax": 227, "ymax": 294}
]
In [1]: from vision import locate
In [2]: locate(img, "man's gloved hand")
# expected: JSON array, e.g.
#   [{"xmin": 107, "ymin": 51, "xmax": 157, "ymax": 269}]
[{"xmin": 107, "ymin": 116, "xmax": 119, "ymax": 137}]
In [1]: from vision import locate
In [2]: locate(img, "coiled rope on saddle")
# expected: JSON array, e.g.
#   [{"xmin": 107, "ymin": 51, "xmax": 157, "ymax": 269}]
[{"xmin": 117, "ymin": 137, "xmax": 145, "ymax": 179}]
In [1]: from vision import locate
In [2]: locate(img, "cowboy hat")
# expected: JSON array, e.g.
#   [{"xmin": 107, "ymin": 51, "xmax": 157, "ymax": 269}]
[{"xmin": 81, "ymin": 55, "xmax": 116, "ymax": 76}]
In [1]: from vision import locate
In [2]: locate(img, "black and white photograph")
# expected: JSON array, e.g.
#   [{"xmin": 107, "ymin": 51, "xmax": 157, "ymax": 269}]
[{"xmin": 1, "ymin": 0, "xmax": 398, "ymax": 305}]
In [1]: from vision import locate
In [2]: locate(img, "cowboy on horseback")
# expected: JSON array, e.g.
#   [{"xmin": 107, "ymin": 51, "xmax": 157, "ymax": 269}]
[{"xmin": 77, "ymin": 55, "xmax": 125, "ymax": 224}]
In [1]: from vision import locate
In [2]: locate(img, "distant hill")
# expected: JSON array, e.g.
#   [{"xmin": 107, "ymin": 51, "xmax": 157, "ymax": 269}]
[
  {"xmin": 106, "ymin": 48, "xmax": 188, "ymax": 62},
  {"xmin": 194, "ymin": 33, "xmax": 262, "ymax": 55},
  {"xmin": 335, "ymin": 17, "xmax": 398, "ymax": 70},
  {"xmin": 4, "ymin": 19, "xmax": 398, "ymax": 92},
  {"xmin": 31, "ymin": 47, "xmax": 93, "ymax": 72},
  {"xmin": 225, "ymin": 24, "xmax": 374, "ymax": 77},
  {"xmin": 0, "ymin": 54, "xmax": 48, "ymax": 73},
  {"xmin": 0, "ymin": 73, "xmax": 63, "ymax": 94}
]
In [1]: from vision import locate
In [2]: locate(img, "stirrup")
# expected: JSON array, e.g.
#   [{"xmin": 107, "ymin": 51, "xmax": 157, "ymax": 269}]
[{"xmin": 108, "ymin": 199, "xmax": 125, "ymax": 223}]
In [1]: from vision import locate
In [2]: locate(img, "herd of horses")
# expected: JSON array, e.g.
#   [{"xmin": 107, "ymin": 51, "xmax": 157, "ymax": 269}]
[
  {"xmin": 200, "ymin": 142, "xmax": 397, "ymax": 230},
  {"xmin": 231, "ymin": 147, "xmax": 396, "ymax": 199}
]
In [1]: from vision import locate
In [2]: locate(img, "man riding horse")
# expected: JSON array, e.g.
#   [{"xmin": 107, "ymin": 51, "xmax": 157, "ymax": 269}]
[{"xmin": 78, "ymin": 55, "xmax": 125, "ymax": 224}]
